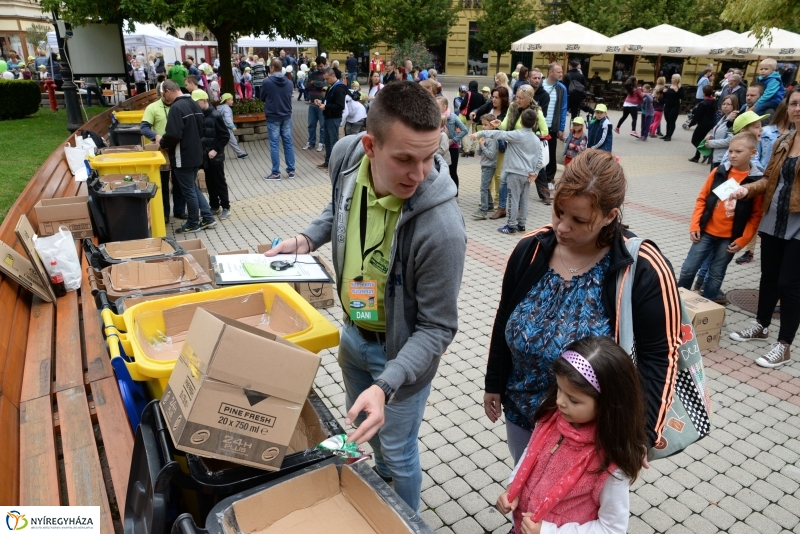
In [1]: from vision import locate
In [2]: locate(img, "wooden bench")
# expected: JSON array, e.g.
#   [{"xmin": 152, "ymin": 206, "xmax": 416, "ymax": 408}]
[{"xmin": 0, "ymin": 91, "xmax": 158, "ymax": 532}]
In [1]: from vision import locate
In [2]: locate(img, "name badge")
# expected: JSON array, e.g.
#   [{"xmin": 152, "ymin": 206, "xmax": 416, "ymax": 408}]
[{"xmin": 349, "ymin": 279, "xmax": 378, "ymax": 321}]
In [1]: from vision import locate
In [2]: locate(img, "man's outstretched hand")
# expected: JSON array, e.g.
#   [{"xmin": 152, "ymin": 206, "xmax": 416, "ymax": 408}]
[{"xmin": 345, "ymin": 385, "xmax": 386, "ymax": 444}]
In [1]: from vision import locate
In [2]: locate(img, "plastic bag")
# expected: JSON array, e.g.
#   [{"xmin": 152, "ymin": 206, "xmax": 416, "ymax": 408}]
[{"xmin": 34, "ymin": 226, "xmax": 82, "ymax": 291}]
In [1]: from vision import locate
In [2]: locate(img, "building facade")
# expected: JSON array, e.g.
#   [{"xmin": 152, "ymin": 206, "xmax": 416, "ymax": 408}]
[{"xmin": 0, "ymin": 0, "xmax": 51, "ymax": 60}]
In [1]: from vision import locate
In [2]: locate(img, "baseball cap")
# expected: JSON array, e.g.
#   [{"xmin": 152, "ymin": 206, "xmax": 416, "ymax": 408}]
[
  {"xmin": 512, "ymin": 71, "xmax": 519, "ymax": 78},
  {"xmin": 594, "ymin": 104, "xmax": 608, "ymax": 113},
  {"xmin": 733, "ymin": 110, "xmax": 769, "ymax": 133},
  {"xmin": 481, "ymin": 86, "xmax": 491, "ymax": 92},
  {"xmin": 27, "ymin": 56, "xmax": 34, "ymax": 61},
  {"xmin": 220, "ymin": 92, "xmax": 233, "ymax": 102},
  {"xmin": 572, "ymin": 117, "xmax": 585, "ymax": 125},
  {"xmin": 459, "ymin": 85, "xmax": 468, "ymax": 92},
  {"xmin": 245, "ymin": 67, "xmax": 251, "ymax": 71},
  {"xmin": 351, "ymin": 81, "xmax": 360, "ymax": 87},
  {"xmin": 191, "ymin": 89, "xmax": 209, "ymax": 101}
]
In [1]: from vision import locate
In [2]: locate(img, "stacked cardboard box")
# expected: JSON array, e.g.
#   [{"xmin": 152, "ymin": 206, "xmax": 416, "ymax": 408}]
[{"xmin": 679, "ymin": 288, "xmax": 726, "ymax": 350}]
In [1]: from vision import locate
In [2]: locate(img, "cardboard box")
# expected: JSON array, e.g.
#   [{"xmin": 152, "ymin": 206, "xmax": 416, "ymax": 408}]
[
  {"xmin": 216, "ymin": 462, "xmax": 429, "ymax": 533},
  {"xmin": 0, "ymin": 241, "xmax": 54, "ymax": 303},
  {"xmin": 197, "ymin": 169, "xmax": 207, "ymax": 193},
  {"xmin": 218, "ymin": 249, "xmax": 251, "ymax": 255},
  {"xmin": 295, "ymin": 257, "xmax": 335, "ymax": 309},
  {"xmin": 136, "ymin": 292, "xmax": 309, "ymax": 362},
  {"xmin": 181, "ymin": 238, "xmax": 212, "ymax": 286},
  {"xmin": 159, "ymin": 309, "xmax": 320, "ymax": 471},
  {"xmin": 103, "ymin": 238, "xmax": 177, "ymax": 260},
  {"xmin": 256, "ymin": 243, "xmax": 272, "ymax": 254},
  {"xmin": 34, "ymin": 196, "xmax": 93, "ymax": 239},
  {"xmin": 14, "ymin": 215, "xmax": 57, "ymax": 302},
  {"xmin": 109, "ymin": 256, "xmax": 199, "ymax": 291},
  {"xmin": 678, "ymin": 288, "xmax": 726, "ymax": 330},
  {"xmin": 695, "ymin": 327, "xmax": 721, "ymax": 351}
]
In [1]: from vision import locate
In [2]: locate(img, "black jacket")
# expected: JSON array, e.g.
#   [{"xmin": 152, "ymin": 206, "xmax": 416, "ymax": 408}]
[
  {"xmin": 384, "ymin": 70, "xmax": 398, "ymax": 84},
  {"xmin": 154, "ymin": 57, "xmax": 166, "ymax": 74},
  {"xmin": 160, "ymin": 95, "xmax": 206, "ymax": 169},
  {"xmin": 485, "ymin": 226, "xmax": 682, "ymax": 446},
  {"xmin": 323, "ymin": 81, "xmax": 348, "ymax": 119},
  {"xmin": 346, "ymin": 57, "xmax": 358, "ymax": 74},
  {"xmin": 200, "ymin": 107, "xmax": 230, "ymax": 165},
  {"xmin": 533, "ymin": 85, "xmax": 550, "ymax": 115},
  {"xmin": 563, "ymin": 68, "xmax": 587, "ymax": 103},
  {"xmin": 460, "ymin": 81, "xmax": 486, "ymax": 117},
  {"xmin": 699, "ymin": 164, "xmax": 762, "ymax": 241},
  {"xmin": 472, "ymin": 100, "xmax": 507, "ymax": 122},
  {"xmin": 690, "ymin": 98, "xmax": 717, "ymax": 129}
]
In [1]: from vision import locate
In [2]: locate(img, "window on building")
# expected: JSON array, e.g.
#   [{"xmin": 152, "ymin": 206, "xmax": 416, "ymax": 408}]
[
  {"xmin": 468, "ymin": 21, "xmax": 487, "ymax": 76},
  {"xmin": 184, "ymin": 32, "xmax": 194, "ymax": 41}
]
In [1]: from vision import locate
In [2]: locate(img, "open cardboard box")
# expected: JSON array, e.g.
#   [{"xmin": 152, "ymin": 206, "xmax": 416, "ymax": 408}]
[
  {"xmin": 678, "ymin": 288, "xmax": 726, "ymax": 330},
  {"xmin": 14, "ymin": 215, "xmax": 58, "ymax": 302},
  {"xmin": 217, "ymin": 462, "xmax": 432, "ymax": 533},
  {"xmin": 294, "ymin": 256, "xmax": 335, "ymax": 309},
  {"xmin": 136, "ymin": 292, "xmax": 309, "ymax": 362},
  {"xmin": 33, "ymin": 196, "xmax": 93, "ymax": 238},
  {"xmin": 104, "ymin": 238, "xmax": 178, "ymax": 260},
  {"xmin": 0, "ymin": 240, "xmax": 54, "ymax": 303},
  {"xmin": 110, "ymin": 256, "xmax": 199, "ymax": 291},
  {"xmin": 160, "ymin": 309, "xmax": 320, "ymax": 471}
]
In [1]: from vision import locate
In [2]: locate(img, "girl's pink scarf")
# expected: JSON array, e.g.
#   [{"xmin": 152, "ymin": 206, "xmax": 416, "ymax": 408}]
[{"xmin": 507, "ymin": 411, "xmax": 606, "ymax": 522}]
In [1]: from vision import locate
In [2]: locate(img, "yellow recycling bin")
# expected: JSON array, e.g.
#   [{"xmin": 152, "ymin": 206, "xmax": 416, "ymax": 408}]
[
  {"xmin": 113, "ymin": 110, "xmax": 145, "ymax": 124},
  {"xmin": 89, "ymin": 151, "xmax": 167, "ymax": 238}
]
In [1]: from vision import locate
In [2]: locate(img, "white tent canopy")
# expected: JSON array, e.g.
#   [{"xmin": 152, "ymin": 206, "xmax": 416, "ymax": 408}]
[
  {"xmin": 609, "ymin": 28, "xmax": 649, "ymax": 54},
  {"xmin": 237, "ymin": 34, "xmax": 317, "ymax": 49},
  {"xmin": 612, "ymin": 24, "xmax": 717, "ymax": 57},
  {"xmin": 750, "ymin": 28, "xmax": 800, "ymax": 60},
  {"xmin": 511, "ymin": 22, "xmax": 616, "ymax": 54}
]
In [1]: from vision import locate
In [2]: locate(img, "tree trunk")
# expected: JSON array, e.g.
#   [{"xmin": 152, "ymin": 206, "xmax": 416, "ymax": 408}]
[
  {"xmin": 495, "ymin": 51, "xmax": 501, "ymax": 75},
  {"xmin": 210, "ymin": 24, "xmax": 234, "ymax": 95}
]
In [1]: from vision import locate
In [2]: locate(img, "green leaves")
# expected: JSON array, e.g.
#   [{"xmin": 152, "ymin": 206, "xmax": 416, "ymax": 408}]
[{"xmin": 475, "ymin": 0, "xmax": 537, "ymax": 72}]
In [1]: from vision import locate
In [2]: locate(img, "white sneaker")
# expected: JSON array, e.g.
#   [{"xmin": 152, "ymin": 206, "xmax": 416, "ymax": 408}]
[
  {"xmin": 756, "ymin": 342, "xmax": 792, "ymax": 368},
  {"xmin": 317, "ymin": 143, "xmax": 324, "ymax": 152},
  {"xmin": 302, "ymin": 143, "xmax": 312, "ymax": 150}
]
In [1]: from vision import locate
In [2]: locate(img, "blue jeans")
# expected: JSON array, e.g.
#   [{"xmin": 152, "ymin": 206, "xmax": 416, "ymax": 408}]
[
  {"xmin": 696, "ymin": 254, "xmax": 712, "ymax": 288},
  {"xmin": 267, "ymin": 120, "xmax": 296, "ymax": 175},
  {"xmin": 347, "ymin": 73, "xmax": 358, "ymax": 87},
  {"xmin": 498, "ymin": 171, "xmax": 508, "ymax": 209},
  {"xmin": 324, "ymin": 117, "xmax": 341, "ymax": 165},
  {"xmin": 172, "ymin": 166, "xmax": 213, "ymax": 227},
  {"xmin": 308, "ymin": 105, "xmax": 325, "ymax": 146},
  {"xmin": 678, "ymin": 232, "xmax": 734, "ymax": 300},
  {"xmin": 480, "ymin": 165, "xmax": 496, "ymax": 213},
  {"xmin": 338, "ymin": 322, "xmax": 430, "ymax": 512}
]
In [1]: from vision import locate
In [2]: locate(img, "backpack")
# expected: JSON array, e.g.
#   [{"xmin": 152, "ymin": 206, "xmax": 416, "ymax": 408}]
[
  {"xmin": 568, "ymin": 76, "xmax": 586, "ymax": 98},
  {"xmin": 616, "ymin": 237, "xmax": 712, "ymax": 460}
]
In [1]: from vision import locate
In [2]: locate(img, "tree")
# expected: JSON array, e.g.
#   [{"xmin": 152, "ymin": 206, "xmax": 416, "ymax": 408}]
[
  {"xmin": 39, "ymin": 0, "xmax": 343, "ymax": 94},
  {"xmin": 25, "ymin": 24, "xmax": 52, "ymax": 54},
  {"xmin": 382, "ymin": 0, "xmax": 459, "ymax": 47},
  {"xmin": 476, "ymin": 0, "xmax": 537, "ymax": 74},
  {"xmin": 721, "ymin": 0, "xmax": 800, "ymax": 40}
]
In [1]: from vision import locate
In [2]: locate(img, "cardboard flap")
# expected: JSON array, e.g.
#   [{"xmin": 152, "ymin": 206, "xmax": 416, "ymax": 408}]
[
  {"xmin": 342, "ymin": 465, "xmax": 413, "ymax": 534},
  {"xmin": 231, "ymin": 463, "xmax": 341, "ymax": 532},
  {"xmin": 14, "ymin": 215, "xmax": 58, "ymax": 303},
  {"xmin": 0, "ymin": 241, "xmax": 54, "ymax": 303},
  {"xmin": 110, "ymin": 256, "xmax": 198, "ymax": 291},
  {"xmin": 162, "ymin": 293, "xmax": 266, "ymax": 335},
  {"xmin": 103, "ymin": 238, "xmax": 175, "ymax": 259}
]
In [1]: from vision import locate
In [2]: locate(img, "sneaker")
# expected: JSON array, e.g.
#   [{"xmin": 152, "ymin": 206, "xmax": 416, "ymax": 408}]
[
  {"xmin": 735, "ymin": 251, "xmax": 754, "ymax": 264},
  {"xmin": 498, "ymin": 224, "xmax": 517, "ymax": 234},
  {"xmin": 175, "ymin": 222, "xmax": 202, "ymax": 233},
  {"xmin": 212, "ymin": 207, "xmax": 221, "ymax": 216},
  {"xmin": 264, "ymin": 173, "xmax": 281, "ymax": 181},
  {"xmin": 219, "ymin": 209, "xmax": 231, "ymax": 220},
  {"xmin": 317, "ymin": 162, "xmax": 329, "ymax": 169},
  {"xmin": 238, "ymin": 153, "xmax": 249, "ymax": 159},
  {"xmin": 518, "ymin": 226, "xmax": 526, "ymax": 232},
  {"xmin": 302, "ymin": 143, "xmax": 313, "ymax": 150},
  {"xmin": 729, "ymin": 322, "xmax": 769, "ymax": 342},
  {"xmin": 173, "ymin": 213, "xmax": 188, "ymax": 220},
  {"xmin": 317, "ymin": 143, "xmax": 324, "ymax": 152},
  {"xmin": 713, "ymin": 294, "xmax": 729, "ymax": 306},
  {"xmin": 756, "ymin": 342, "xmax": 792, "ymax": 368},
  {"xmin": 692, "ymin": 281, "xmax": 704, "ymax": 293},
  {"xmin": 639, "ymin": 136, "xmax": 648, "ymax": 141},
  {"xmin": 472, "ymin": 209, "xmax": 487, "ymax": 220},
  {"xmin": 199, "ymin": 219, "xmax": 218, "ymax": 230},
  {"xmin": 614, "ymin": 127, "xmax": 620, "ymax": 134},
  {"xmin": 287, "ymin": 171, "xmax": 296, "ymax": 179},
  {"xmin": 630, "ymin": 131, "xmax": 640, "ymax": 137}
]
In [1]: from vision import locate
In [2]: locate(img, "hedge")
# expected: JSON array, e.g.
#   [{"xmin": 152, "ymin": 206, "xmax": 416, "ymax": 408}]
[{"xmin": 0, "ymin": 80, "xmax": 41, "ymax": 120}]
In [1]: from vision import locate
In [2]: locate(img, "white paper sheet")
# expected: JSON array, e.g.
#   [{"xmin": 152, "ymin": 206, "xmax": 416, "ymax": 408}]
[
  {"xmin": 712, "ymin": 178, "xmax": 740, "ymax": 200},
  {"xmin": 212, "ymin": 254, "xmax": 333, "ymax": 285}
]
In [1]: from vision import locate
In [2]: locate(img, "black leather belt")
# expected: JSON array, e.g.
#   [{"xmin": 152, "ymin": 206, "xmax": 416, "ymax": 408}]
[{"xmin": 355, "ymin": 324, "xmax": 386, "ymax": 344}]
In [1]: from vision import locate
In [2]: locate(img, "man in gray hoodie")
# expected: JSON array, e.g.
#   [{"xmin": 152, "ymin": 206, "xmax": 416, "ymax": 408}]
[{"xmin": 267, "ymin": 82, "xmax": 467, "ymax": 511}]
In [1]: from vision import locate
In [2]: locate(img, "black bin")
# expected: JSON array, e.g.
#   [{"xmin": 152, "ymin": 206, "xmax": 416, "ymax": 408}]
[
  {"xmin": 110, "ymin": 123, "xmax": 144, "ymax": 146},
  {"xmin": 125, "ymin": 390, "xmax": 344, "ymax": 534},
  {"xmin": 90, "ymin": 179, "xmax": 157, "ymax": 242}
]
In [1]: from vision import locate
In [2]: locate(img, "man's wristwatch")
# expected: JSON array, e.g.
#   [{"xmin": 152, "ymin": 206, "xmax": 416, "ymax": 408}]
[{"xmin": 372, "ymin": 379, "xmax": 396, "ymax": 404}]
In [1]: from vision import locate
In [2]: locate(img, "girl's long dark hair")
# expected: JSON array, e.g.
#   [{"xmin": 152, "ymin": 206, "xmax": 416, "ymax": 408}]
[
  {"xmin": 624, "ymin": 76, "xmax": 637, "ymax": 96},
  {"xmin": 533, "ymin": 336, "xmax": 648, "ymax": 482}
]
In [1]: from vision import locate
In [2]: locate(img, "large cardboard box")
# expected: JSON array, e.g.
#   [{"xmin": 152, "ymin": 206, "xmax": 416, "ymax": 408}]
[
  {"xmin": 160, "ymin": 309, "xmax": 320, "ymax": 471},
  {"xmin": 34, "ymin": 196, "xmax": 93, "ymax": 238},
  {"xmin": 295, "ymin": 257, "xmax": 335, "ymax": 309},
  {"xmin": 197, "ymin": 169, "xmax": 207, "ymax": 193},
  {"xmin": 695, "ymin": 327, "xmax": 722, "ymax": 351},
  {"xmin": 678, "ymin": 288, "xmax": 726, "ymax": 330},
  {"xmin": 0, "ymin": 241, "xmax": 54, "ymax": 303},
  {"xmin": 15, "ymin": 215, "xmax": 58, "ymax": 302},
  {"xmin": 181, "ymin": 238, "xmax": 213, "ymax": 286},
  {"xmin": 110, "ymin": 256, "xmax": 199, "ymax": 291},
  {"xmin": 216, "ymin": 462, "xmax": 432, "ymax": 533}
]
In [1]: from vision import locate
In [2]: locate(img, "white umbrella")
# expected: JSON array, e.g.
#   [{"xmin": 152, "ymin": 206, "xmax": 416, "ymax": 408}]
[
  {"xmin": 750, "ymin": 28, "xmax": 800, "ymax": 60},
  {"xmin": 511, "ymin": 21, "xmax": 617, "ymax": 54},
  {"xmin": 609, "ymin": 27, "xmax": 649, "ymax": 54},
  {"xmin": 705, "ymin": 30, "xmax": 759, "ymax": 59},
  {"xmin": 630, "ymin": 24, "xmax": 716, "ymax": 57},
  {"xmin": 237, "ymin": 34, "xmax": 317, "ymax": 49}
]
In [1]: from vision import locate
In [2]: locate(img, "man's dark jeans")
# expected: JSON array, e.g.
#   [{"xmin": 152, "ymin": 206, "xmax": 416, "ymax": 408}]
[{"xmin": 172, "ymin": 166, "xmax": 213, "ymax": 227}]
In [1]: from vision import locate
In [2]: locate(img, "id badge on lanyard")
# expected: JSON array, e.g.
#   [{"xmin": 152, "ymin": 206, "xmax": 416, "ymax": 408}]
[{"xmin": 349, "ymin": 185, "xmax": 385, "ymax": 322}]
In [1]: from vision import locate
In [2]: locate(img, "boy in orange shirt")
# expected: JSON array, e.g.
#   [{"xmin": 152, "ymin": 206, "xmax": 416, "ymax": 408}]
[{"xmin": 678, "ymin": 132, "xmax": 764, "ymax": 302}]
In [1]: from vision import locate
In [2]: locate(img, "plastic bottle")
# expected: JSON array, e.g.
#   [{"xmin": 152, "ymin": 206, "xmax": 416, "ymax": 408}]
[{"xmin": 49, "ymin": 259, "xmax": 67, "ymax": 298}]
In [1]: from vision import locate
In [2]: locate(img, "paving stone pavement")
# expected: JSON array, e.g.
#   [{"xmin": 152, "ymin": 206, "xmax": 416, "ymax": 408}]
[{"xmin": 169, "ymin": 92, "xmax": 800, "ymax": 534}]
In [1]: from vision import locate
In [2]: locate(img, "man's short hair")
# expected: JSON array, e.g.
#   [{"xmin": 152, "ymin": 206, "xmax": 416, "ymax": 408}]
[
  {"xmin": 315, "ymin": 55, "xmax": 327, "ymax": 65},
  {"xmin": 162, "ymin": 80, "xmax": 180, "ymax": 93},
  {"xmin": 270, "ymin": 58, "xmax": 283, "ymax": 71},
  {"xmin": 729, "ymin": 73, "xmax": 742, "ymax": 83},
  {"xmin": 731, "ymin": 131, "xmax": 758, "ymax": 150},
  {"xmin": 368, "ymin": 82, "xmax": 442, "ymax": 145},
  {"xmin": 548, "ymin": 62, "xmax": 560, "ymax": 73},
  {"xmin": 750, "ymin": 82, "xmax": 765, "ymax": 95},
  {"xmin": 435, "ymin": 95, "xmax": 448, "ymax": 110},
  {"xmin": 520, "ymin": 108, "xmax": 537, "ymax": 129},
  {"xmin": 324, "ymin": 67, "xmax": 336, "ymax": 77},
  {"xmin": 186, "ymin": 75, "xmax": 198, "ymax": 85},
  {"xmin": 530, "ymin": 68, "xmax": 542, "ymax": 76},
  {"xmin": 480, "ymin": 113, "xmax": 496, "ymax": 123},
  {"xmin": 569, "ymin": 59, "xmax": 580, "ymax": 68}
]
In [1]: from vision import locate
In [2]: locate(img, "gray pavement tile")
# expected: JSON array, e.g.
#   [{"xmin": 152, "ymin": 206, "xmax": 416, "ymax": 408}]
[
  {"xmin": 709, "ymin": 473, "xmax": 744, "ymax": 496},
  {"xmin": 654, "ymin": 476, "xmax": 685, "ymax": 499},
  {"xmin": 627, "ymin": 515, "xmax": 656, "ymax": 534},
  {"xmin": 637, "ymin": 484, "xmax": 670, "ymax": 507},
  {"xmin": 763, "ymin": 503, "xmax": 800, "ymax": 530},
  {"xmin": 478, "ymin": 482, "xmax": 505, "ymax": 505},
  {"xmin": 735, "ymin": 487, "xmax": 771, "ymax": 512},
  {"xmin": 450, "ymin": 516, "xmax": 484, "ymax": 534},
  {"xmin": 664, "ymin": 525, "xmax": 694, "ymax": 534},
  {"xmin": 753, "ymin": 479, "xmax": 787, "ymax": 502},
  {"xmin": 453, "ymin": 437, "xmax": 482, "ymax": 457},
  {"xmin": 681, "ymin": 514, "xmax": 719, "ymax": 534},
  {"xmin": 670, "ymin": 468, "xmax": 702, "ymax": 490},
  {"xmin": 469, "ymin": 449, "xmax": 499, "ymax": 469},
  {"xmin": 726, "ymin": 466, "xmax": 759, "ymax": 487},
  {"xmin": 483, "ymin": 461, "xmax": 511, "ymax": 483},
  {"xmin": 423, "ymin": 486, "xmax": 451, "ymax": 509},
  {"xmin": 782, "ymin": 464, "xmax": 800, "ymax": 483},
  {"xmin": 420, "ymin": 509, "xmax": 445, "ymax": 530},
  {"xmin": 658, "ymin": 498, "xmax": 693, "ymax": 522},
  {"xmin": 630, "ymin": 492, "xmax": 651, "ymax": 515},
  {"xmin": 429, "ymin": 464, "xmax": 457, "ymax": 485},
  {"xmin": 701, "ymin": 504, "xmax": 737, "ymax": 530},
  {"xmin": 745, "ymin": 511, "xmax": 784, "ymax": 534},
  {"xmin": 640, "ymin": 507, "xmax": 675, "ymax": 532},
  {"xmin": 766, "ymin": 472, "xmax": 800, "ymax": 494},
  {"xmin": 474, "ymin": 507, "xmax": 508, "ymax": 532},
  {"xmin": 443, "ymin": 477, "xmax": 473, "ymax": 500},
  {"xmin": 435, "ymin": 500, "xmax": 468, "ymax": 526},
  {"xmin": 435, "ymin": 444, "xmax": 463, "ymax": 464},
  {"xmin": 448, "ymin": 456, "xmax": 478, "ymax": 477},
  {"xmin": 702, "ymin": 453, "xmax": 733, "ymax": 474},
  {"xmin": 436, "ymin": 527, "xmax": 455, "ymax": 534},
  {"xmin": 717, "ymin": 495, "xmax": 753, "ymax": 521},
  {"xmin": 457, "ymin": 492, "xmax": 489, "ymax": 516}
]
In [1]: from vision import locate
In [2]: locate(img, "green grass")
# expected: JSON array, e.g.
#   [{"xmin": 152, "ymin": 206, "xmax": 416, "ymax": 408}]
[{"xmin": 0, "ymin": 105, "xmax": 106, "ymax": 226}]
